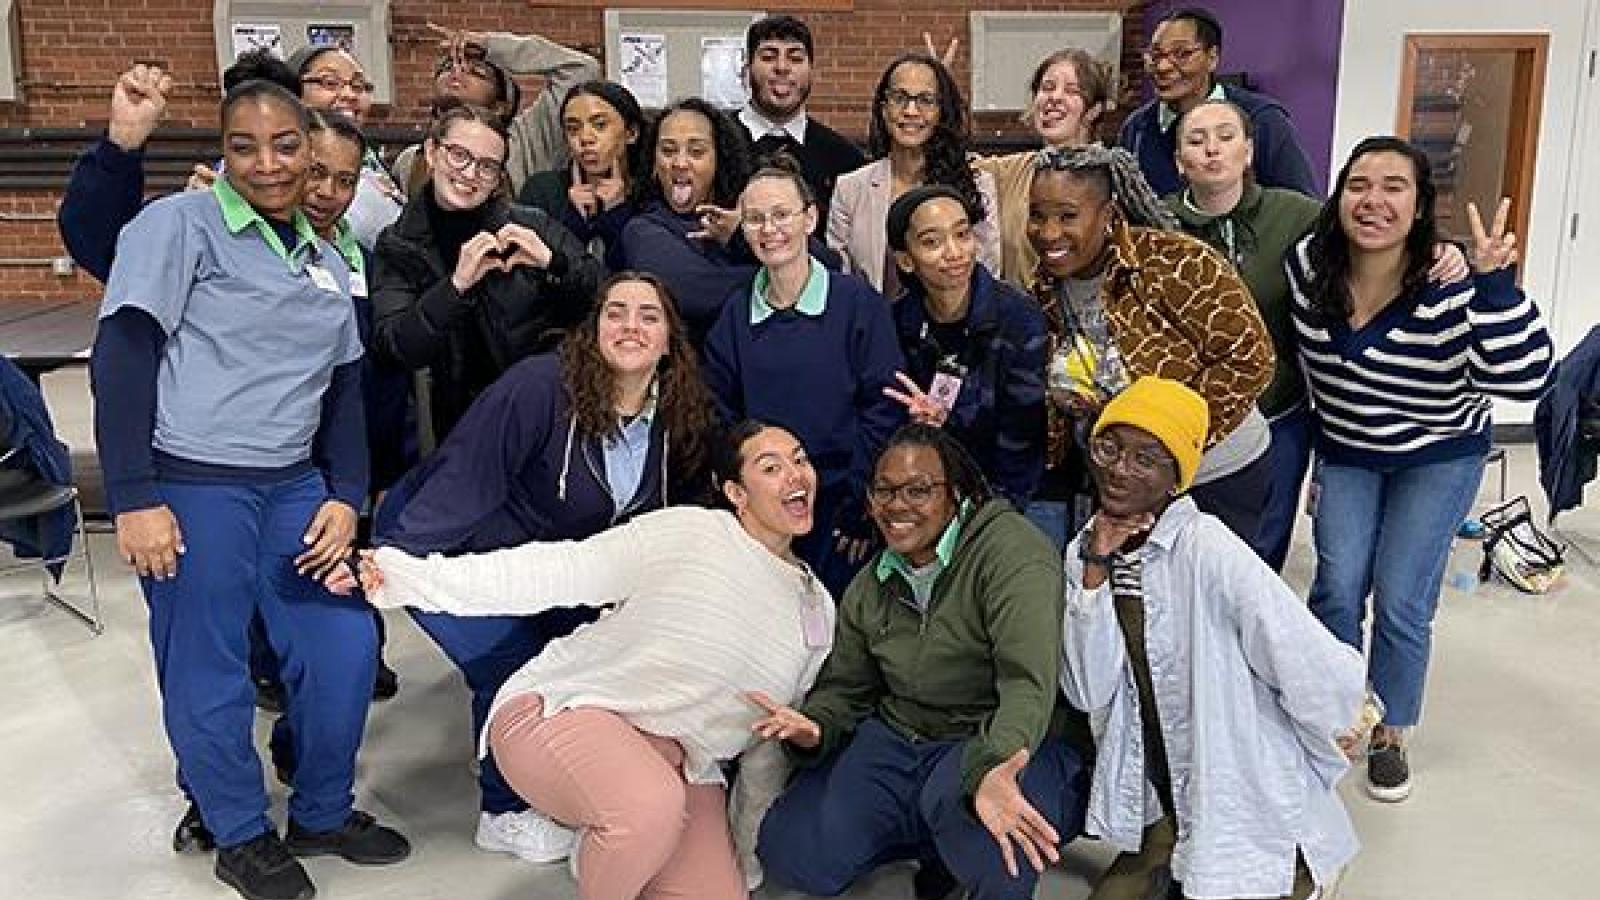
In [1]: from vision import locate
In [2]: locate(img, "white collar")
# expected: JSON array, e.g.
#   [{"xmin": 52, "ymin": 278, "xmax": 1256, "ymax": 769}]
[{"xmin": 739, "ymin": 104, "xmax": 809, "ymax": 144}]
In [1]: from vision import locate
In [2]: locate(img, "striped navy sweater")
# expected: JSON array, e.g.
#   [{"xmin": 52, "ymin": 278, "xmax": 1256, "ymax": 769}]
[{"xmin": 1286, "ymin": 237, "xmax": 1552, "ymax": 468}]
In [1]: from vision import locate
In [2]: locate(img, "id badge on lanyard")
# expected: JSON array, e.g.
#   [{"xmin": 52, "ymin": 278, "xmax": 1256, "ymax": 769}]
[
  {"xmin": 928, "ymin": 357, "xmax": 967, "ymax": 414},
  {"xmin": 798, "ymin": 566, "xmax": 831, "ymax": 649}
]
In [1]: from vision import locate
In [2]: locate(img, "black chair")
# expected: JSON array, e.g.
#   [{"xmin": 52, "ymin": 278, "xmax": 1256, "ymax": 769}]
[{"xmin": 0, "ymin": 446, "xmax": 102, "ymax": 634}]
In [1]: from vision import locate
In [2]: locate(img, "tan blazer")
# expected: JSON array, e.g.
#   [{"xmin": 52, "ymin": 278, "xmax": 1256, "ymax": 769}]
[{"xmin": 825, "ymin": 158, "xmax": 1001, "ymax": 294}]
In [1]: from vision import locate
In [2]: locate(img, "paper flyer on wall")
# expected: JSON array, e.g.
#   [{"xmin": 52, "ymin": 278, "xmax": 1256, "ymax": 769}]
[
  {"xmin": 701, "ymin": 36, "xmax": 747, "ymax": 109},
  {"xmin": 618, "ymin": 33, "xmax": 668, "ymax": 108},
  {"xmin": 231, "ymin": 23, "xmax": 283, "ymax": 60}
]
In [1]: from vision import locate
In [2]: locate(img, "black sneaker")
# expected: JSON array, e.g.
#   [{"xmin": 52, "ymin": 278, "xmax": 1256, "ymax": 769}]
[
  {"xmin": 173, "ymin": 801, "xmax": 216, "ymax": 853},
  {"xmin": 215, "ymin": 831, "xmax": 315, "ymax": 900},
  {"xmin": 254, "ymin": 677, "xmax": 286, "ymax": 715},
  {"xmin": 1367, "ymin": 741, "xmax": 1412, "ymax": 802},
  {"xmin": 286, "ymin": 810, "xmax": 410, "ymax": 865},
  {"xmin": 372, "ymin": 660, "xmax": 399, "ymax": 702},
  {"xmin": 913, "ymin": 856, "xmax": 959, "ymax": 900}
]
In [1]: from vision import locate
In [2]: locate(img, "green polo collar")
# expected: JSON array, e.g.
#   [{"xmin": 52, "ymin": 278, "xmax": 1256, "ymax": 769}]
[
  {"xmin": 331, "ymin": 220, "xmax": 364, "ymax": 273},
  {"xmin": 874, "ymin": 502, "xmax": 967, "ymax": 584},
  {"xmin": 751, "ymin": 256, "xmax": 829, "ymax": 324},
  {"xmin": 1159, "ymin": 81, "xmax": 1227, "ymax": 132},
  {"xmin": 213, "ymin": 177, "xmax": 319, "ymax": 262}
]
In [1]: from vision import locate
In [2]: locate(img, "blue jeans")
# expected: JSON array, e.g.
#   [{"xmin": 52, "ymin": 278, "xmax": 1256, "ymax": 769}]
[
  {"xmin": 1257, "ymin": 405, "xmax": 1315, "ymax": 571},
  {"xmin": 144, "ymin": 472, "xmax": 377, "ymax": 847},
  {"xmin": 1307, "ymin": 452, "xmax": 1485, "ymax": 726},
  {"xmin": 1023, "ymin": 498, "xmax": 1092, "ymax": 554},
  {"xmin": 758, "ymin": 718, "xmax": 1088, "ymax": 900}
]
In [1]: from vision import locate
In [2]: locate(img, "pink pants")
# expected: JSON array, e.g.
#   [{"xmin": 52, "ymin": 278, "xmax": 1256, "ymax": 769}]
[{"xmin": 487, "ymin": 693, "xmax": 747, "ymax": 900}]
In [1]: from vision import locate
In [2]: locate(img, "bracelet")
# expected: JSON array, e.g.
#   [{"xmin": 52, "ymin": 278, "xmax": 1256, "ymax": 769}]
[{"xmin": 1078, "ymin": 544, "xmax": 1116, "ymax": 569}]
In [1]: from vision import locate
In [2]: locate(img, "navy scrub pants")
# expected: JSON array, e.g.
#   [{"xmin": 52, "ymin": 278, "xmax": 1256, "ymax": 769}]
[
  {"xmin": 144, "ymin": 471, "xmax": 377, "ymax": 849},
  {"xmin": 758, "ymin": 717, "xmax": 1088, "ymax": 900}
]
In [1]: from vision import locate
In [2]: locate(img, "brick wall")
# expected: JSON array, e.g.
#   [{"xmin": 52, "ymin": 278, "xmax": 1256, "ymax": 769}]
[{"xmin": 0, "ymin": 0, "xmax": 1149, "ymax": 301}]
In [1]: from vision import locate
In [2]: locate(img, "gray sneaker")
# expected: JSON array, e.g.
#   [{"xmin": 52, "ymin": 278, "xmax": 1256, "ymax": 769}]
[{"xmin": 1366, "ymin": 741, "xmax": 1412, "ymax": 802}]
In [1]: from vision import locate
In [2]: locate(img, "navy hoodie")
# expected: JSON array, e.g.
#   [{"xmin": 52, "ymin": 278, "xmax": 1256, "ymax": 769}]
[
  {"xmin": 1118, "ymin": 82, "xmax": 1320, "ymax": 198},
  {"xmin": 379, "ymin": 353, "xmax": 687, "ymax": 556}
]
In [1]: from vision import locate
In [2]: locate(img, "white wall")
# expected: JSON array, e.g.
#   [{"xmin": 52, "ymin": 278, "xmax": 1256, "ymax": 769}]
[{"xmin": 1333, "ymin": 0, "xmax": 1600, "ymax": 421}]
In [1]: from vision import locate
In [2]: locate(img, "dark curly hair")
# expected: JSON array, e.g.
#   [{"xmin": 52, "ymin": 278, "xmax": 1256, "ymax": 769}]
[
  {"xmin": 867, "ymin": 54, "xmax": 986, "ymax": 226},
  {"xmin": 1304, "ymin": 136, "xmax": 1438, "ymax": 326},
  {"xmin": 635, "ymin": 97, "xmax": 752, "ymax": 210},
  {"xmin": 558, "ymin": 271, "xmax": 716, "ymax": 485}
]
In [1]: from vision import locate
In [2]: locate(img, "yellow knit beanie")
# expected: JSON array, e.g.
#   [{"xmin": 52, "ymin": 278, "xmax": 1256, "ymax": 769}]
[{"xmin": 1092, "ymin": 376, "xmax": 1210, "ymax": 491}]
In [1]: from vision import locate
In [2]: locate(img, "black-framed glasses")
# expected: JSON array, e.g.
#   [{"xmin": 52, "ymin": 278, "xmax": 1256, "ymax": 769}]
[
  {"xmin": 1142, "ymin": 43, "xmax": 1207, "ymax": 68},
  {"xmin": 1088, "ymin": 435, "xmax": 1172, "ymax": 479},
  {"xmin": 435, "ymin": 50, "xmax": 495, "ymax": 81},
  {"xmin": 869, "ymin": 479, "xmax": 949, "ymax": 507},
  {"xmin": 301, "ymin": 74, "xmax": 375, "ymax": 95},
  {"xmin": 883, "ymin": 89, "xmax": 939, "ymax": 111},
  {"xmin": 437, "ymin": 141, "xmax": 505, "ymax": 181}
]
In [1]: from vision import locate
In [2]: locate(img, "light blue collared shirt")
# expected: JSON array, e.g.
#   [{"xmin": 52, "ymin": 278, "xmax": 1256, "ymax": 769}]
[
  {"xmin": 1060, "ymin": 497, "xmax": 1365, "ymax": 899},
  {"xmin": 750, "ymin": 256, "xmax": 829, "ymax": 324},
  {"xmin": 600, "ymin": 380, "xmax": 659, "ymax": 508}
]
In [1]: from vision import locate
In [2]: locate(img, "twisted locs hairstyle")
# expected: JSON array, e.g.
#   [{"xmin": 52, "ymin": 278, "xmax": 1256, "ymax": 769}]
[
  {"xmin": 558, "ymin": 271, "xmax": 716, "ymax": 482},
  {"xmin": 1033, "ymin": 144, "xmax": 1179, "ymax": 230},
  {"xmin": 1303, "ymin": 136, "xmax": 1438, "ymax": 326},
  {"xmin": 877, "ymin": 424, "xmax": 993, "ymax": 509}
]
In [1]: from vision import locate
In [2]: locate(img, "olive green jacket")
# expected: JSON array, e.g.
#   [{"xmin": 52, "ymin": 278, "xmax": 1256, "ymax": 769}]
[{"xmin": 796, "ymin": 499, "xmax": 1065, "ymax": 798}]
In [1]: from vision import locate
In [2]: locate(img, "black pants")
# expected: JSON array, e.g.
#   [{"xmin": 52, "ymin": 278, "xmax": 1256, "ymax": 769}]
[{"xmin": 1188, "ymin": 451, "xmax": 1271, "ymax": 559}]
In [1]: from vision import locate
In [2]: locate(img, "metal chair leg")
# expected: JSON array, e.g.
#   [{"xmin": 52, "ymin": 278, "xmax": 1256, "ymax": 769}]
[{"xmin": 36, "ymin": 496, "xmax": 103, "ymax": 635}]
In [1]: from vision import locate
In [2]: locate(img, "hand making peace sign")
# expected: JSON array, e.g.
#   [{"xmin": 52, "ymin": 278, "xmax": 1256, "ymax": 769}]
[{"xmin": 1466, "ymin": 197, "xmax": 1518, "ymax": 274}]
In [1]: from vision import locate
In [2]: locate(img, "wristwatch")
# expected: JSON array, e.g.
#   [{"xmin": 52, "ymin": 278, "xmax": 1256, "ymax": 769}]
[{"xmin": 1078, "ymin": 544, "xmax": 1117, "ymax": 569}]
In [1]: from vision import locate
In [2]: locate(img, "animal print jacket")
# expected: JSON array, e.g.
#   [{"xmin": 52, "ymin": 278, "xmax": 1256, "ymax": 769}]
[{"xmin": 1032, "ymin": 221, "xmax": 1274, "ymax": 466}]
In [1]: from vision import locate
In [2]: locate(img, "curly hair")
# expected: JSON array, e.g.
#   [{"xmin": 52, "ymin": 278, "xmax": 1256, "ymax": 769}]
[
  {"xmin": 634, "ymin": 97, "xmax": 752, "ymax": 210},
  {"xmin": 1304, "ymin": 136, "xmax": 1438, "ymax": 326},
  {"xmin": 558, "ymin": 271, "xmax": 716, "ymax": 485},
  {"xmin": 867, "ymin": 54, "xmax": 987, "ymax": 226},
  {"xmin": 1034, "ymin": 144, "xmax": 1179, "ymax": 230}
]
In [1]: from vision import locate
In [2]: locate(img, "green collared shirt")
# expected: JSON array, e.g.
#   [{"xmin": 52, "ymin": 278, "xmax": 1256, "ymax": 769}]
[
  {"xmin": 875, "ymin": 506, "xmax": 966, "ymax": 610},
  {"xmin": 212, "ymin": 177, "xmax": 319, "ymax": 263},
  {"xmin": 750, "ymin": 256, "xmax": 829, "ymax": 324},
  {"xmin": 1158, "ymin": 81, "xmax": 1227, "ymax": 133}
]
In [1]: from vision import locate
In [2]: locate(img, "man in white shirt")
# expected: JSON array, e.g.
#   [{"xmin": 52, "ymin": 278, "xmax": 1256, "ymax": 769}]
[{"xmin": 737, "ymin": 15, "xmax": 864, "ymax": 219}]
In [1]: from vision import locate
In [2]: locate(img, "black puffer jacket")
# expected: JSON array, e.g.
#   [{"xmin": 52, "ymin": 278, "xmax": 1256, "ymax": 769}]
[{"xmin": 371, "ymin": 193, "xmax": 602, "ymax": 442}]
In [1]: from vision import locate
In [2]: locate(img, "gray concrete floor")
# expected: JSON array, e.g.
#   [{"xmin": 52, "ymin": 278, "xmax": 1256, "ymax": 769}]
[{"xmin": 3, "ymin": 371, "xmax": 1598, "ymax": 899}]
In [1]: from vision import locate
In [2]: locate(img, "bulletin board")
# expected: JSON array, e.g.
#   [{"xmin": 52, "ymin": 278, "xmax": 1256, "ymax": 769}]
[
  {"xmin": 211, "ymin": 0, "xmax": 395, "ymax": 104},
  {"xmin": 603, "ymin": 8, "xmax": 766, "ymax": 110},
  {"xmin": 968, "ymin": 11, "xmax": 1123, "ymax": 112}
]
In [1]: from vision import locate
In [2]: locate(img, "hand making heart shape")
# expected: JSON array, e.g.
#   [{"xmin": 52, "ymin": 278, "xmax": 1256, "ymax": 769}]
[{"xmin": 450, "ymin": 226, "xmax": 555, "ymax": 292}]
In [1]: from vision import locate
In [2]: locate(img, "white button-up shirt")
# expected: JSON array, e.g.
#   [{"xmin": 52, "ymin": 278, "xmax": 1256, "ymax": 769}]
[{"xmin": 1061, "ymin": 498, "xmax": 1364, "ymax": 899}]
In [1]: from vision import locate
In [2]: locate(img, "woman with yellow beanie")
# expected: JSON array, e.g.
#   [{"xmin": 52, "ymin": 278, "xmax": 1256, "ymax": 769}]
[{"xmin": 1034, "ymin": 377, "xmax": 1367, "ymax": 900}]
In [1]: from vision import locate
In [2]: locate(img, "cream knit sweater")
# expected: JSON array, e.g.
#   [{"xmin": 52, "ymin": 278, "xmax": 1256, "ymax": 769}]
[{"xmin": 371, "ymin": 506, "xmax": 834, "ymax": 786}]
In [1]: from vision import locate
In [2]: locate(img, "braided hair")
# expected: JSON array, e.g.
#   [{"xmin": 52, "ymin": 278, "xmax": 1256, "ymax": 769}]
[{"xmin": 1033, "ymin": 144, "xmax": 1179, "ymax": 230}]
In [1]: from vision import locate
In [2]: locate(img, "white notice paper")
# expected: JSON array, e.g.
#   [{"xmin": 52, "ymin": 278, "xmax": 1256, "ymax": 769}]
[
  {"xmin": 701, "ymin": 37, "xmax": 747, "ymax": 109},
  {"xmin": 231, "ymin": 23, "xmax": 283, "ymax": 60},
  {"xmin": 618, "ymin": 33, "xmax": 668, "ymax": 108}
]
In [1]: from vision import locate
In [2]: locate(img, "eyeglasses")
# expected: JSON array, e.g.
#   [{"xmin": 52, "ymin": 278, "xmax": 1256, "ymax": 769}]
[
  {"xmin": 868, "ymin": 479, "xmax": 949, "ymax": 507},
  {"xmin": 301, "ymin": 74, "xmax": 375, "ymax": 95},
  {"xmin": 740, "ymin": 206, "xmax": 808, "ymax": 232},
  {"xmin": 1142, "ymin": 43, "xmax": 1207, "ymax": 68},
  {"xmin": 1088, "ymin": 435, "xmax": 1173, "ymax": 479},
  {"xmin": 437, "ymin": 141, "xmax": 506, "ymax": 181},
  {"xmin": 883, "ymin": 89, "xmax": 939, "ymax": 111},
  {"xmin": 307, "ymin": 162, "xmax": 359, "ymax": 192}
]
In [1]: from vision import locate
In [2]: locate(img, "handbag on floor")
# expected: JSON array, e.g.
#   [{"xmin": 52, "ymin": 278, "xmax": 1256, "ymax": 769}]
[{"xmin": 1477, "ymin": 496, "xmax": 1566, "ymax": 593}]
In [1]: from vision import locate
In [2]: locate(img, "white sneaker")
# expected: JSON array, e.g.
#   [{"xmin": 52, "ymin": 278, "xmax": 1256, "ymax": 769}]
[{"xmin": 475, "ymin": 810, "xmax": 576, "ymax": 864}]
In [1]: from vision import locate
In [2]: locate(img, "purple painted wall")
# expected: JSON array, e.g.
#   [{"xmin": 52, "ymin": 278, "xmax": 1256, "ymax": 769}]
[{"xmin": 1143, "ymin": 0, "xmax": 1345, "ymax": 194}]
